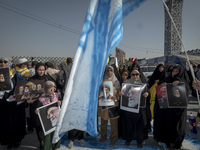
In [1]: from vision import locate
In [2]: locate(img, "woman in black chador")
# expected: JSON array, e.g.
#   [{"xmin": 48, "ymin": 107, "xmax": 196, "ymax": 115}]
[
  {"xmin": 120, "ymin": 70, "xmax": 150, "ymax": 149},
  {"xmin": 154, "ymin": 66, "xmax": 190, "ymax": 149},
  {"xmin": 148, "ymin": 64, "xmax": 167, "ymax": 88}
]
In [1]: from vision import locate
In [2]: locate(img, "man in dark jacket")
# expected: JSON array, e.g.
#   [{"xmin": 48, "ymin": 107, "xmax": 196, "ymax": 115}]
[{"xmin": 56, "ymin": 57, "xmax": 73, "ymax": 99}]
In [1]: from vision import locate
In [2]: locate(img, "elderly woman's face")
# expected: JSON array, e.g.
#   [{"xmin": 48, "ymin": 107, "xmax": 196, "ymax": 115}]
[
  {"xmin": 0, "ymin": 59, "xmax": 9, "ymax": 68},
  {"xmin": 131, "ymin": 70, "xmax": 140, "ymax": 80},
  {"xmin": 106, "ymin": 68, "xmax": 113, "ymax": 77}
]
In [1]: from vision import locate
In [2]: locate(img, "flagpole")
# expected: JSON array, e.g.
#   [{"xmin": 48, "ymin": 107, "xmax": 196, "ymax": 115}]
[{"xmin": 161, "ymin": 0, "xmax": 200, "ymax": 106}]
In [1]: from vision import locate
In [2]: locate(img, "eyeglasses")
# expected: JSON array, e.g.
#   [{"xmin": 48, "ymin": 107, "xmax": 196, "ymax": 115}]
[
  {"xmin": 131, "ymin": 74, "xmax": 139, "ymax": 76},
  {"xmin": 0, "ymin": 60, "xmax": 8, "ymax": 64}
]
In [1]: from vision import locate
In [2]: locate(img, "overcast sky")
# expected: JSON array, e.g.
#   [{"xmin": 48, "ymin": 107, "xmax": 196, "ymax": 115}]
[{"xmin": 0, "ymin": 0, "xmax": 199, "ymax": 59}]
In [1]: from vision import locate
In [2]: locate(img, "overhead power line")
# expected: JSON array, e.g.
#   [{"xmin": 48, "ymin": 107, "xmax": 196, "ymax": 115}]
[
  {"xmin": 0, "ymin": 1, "xmax": 81, "ymax": 35},
  {"xmin": 0, "ymin": 1, "xmax": 164, "ymax": 54}
]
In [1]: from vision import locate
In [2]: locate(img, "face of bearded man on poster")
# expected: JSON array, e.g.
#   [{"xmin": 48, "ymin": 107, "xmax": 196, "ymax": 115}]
[
  {"xmin": 0, "ymin": 74, "xmax": 5, "ymax": 82},
  {"xmin": 47, "ymin": 106, "xmax": 59, "ymax": 127},
  {"xmin": 174, "ymin": 89, "xmax": 181, "ymax": 98},
  {"xmin": 127, "ymin": 87, "xmax": 139, "ymax": 108}
]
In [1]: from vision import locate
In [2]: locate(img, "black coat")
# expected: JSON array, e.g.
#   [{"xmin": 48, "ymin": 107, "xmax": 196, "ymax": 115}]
[
  {"xmin": 153, "ymin": 66, "xmax": 189, "ymax": 149},
  {"xmin": 0, "ymin": 77, "xmax": 26, "ymax": 145}
]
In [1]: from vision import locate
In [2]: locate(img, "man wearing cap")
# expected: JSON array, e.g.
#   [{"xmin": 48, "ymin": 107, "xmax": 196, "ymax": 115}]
[{"xmin": 10, "ymin": 57, "xmax": 31, "ymax": 81}]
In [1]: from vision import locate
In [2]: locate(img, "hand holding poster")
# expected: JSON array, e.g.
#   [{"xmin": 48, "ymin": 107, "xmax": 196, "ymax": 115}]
[
  {"xmin": 98, "ymin": 81, "xmax": 115, "ymax": 107},
  {"xmin": 0, "ymin": 68, "xmax": 13, "ymax": 91},
  {"xmin": 120, "ymin": 83, "xmax": 146, "ymax": 113},
  {"xmin": 37, "ymin": 101, "xmax": 60, "ymax": 135},
  {"xmin": 15, "ymin": 80, "xmax": 45, "ymax": 101},
  {"xmin": 156, "ymin": 82, "xmax": 187, "ymax": 108},
  {"xmin": 166, "ymin": 82, "xmax": 187, "ymax": 108}
]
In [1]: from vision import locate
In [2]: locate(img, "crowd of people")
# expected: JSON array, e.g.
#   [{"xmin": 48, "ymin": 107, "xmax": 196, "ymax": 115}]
[{"xmin": 0, "ymin": 56, "xmax": 200, "ymax": 150}]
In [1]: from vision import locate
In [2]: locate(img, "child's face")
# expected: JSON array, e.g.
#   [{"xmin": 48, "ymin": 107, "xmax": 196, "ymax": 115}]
[{"xmin": 47, "ymin": 86, "xmax": 56, "ymax": 95}]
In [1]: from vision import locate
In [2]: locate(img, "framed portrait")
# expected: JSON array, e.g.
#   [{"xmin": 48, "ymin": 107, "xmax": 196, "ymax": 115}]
[
  {"xmin": 156, "ymin": 85, "xmax": 169, "ymax": 109},
  {"xmin": 37, "ymin": 101, "xmax": 60, "ymax": 135},
  {"xmin": 140, "ymin": 84, "xmax": 147, "ymax": 108},
  {"xmin": 0, "ymin": 68, "xmax": 13, "ymax": 91},
  {"xmin": 120, "ymin": 83, "xmax": 144, "ymax": 113},
  {"xmin": 167, "ymin": 82, "xmax": 187, "ymax": 108},
  {"xmin": 98, "ymin": 80, "xmax": 115, "ymax": 107},
  {"xmin": 15, "ymin": 80, "xmax": 45, "ymax": 101}
]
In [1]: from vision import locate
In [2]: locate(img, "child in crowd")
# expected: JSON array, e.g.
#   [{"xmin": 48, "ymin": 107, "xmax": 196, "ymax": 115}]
[
  {"xmin": 36, "ymin": 80, "xmax": 61, "ymax": 150},
  {"xmin": 7, "ymin": 58, "xmax": 31, "ymax": 101}
]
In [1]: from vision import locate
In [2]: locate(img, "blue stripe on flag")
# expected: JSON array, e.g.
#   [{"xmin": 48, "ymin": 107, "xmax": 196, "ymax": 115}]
[{"xmin": 53, "ymin": 0, "xmax": 147, "ymax": 143}]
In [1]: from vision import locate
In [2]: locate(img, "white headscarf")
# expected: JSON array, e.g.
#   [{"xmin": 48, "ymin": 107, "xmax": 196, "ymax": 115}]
[
  {"xmin": 0, "ymin": 57, "xmax": 13, "ymax": 99},
  {"xmin": 0, "ymin": 57, "xmax": 12, "ymax": 69},
  {"xmin": 103, "ymin": 65, "xmax": 120, "ymax": 89}
]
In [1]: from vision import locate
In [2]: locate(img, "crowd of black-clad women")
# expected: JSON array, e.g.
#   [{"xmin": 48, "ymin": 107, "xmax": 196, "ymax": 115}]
[{"xmin": 0, "ymin": 56, "xmax": 198, "ymax": 150}]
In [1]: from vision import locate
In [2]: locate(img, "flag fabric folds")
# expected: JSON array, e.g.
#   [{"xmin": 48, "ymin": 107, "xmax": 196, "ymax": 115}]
[{"xmin": 53, "ymin": 0, "xmax": 146, "ymax": 143}]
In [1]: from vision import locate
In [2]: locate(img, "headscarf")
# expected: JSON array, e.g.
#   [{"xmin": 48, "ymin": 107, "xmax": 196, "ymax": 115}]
[
  {"xmin": 173, "ymin": 66, "xmax": 190, "ymax": 92},
  {"xmin": 103, "ymin": 65, "xmax": 120, "ymax": 89},
  {"xmin": 0, "ymin": 57, "xmax": 13, "ymax": 98},
  {"xmin": 30, "ymin": 62, "xmax": 47, "ymax": 80},
  {"xmin": 120, "ymin": 69, "xmax": 129, "ymax": 86},
  {"xmin": 128, "ymin": 62, "xmax": 147, "ymax": 83},
  {"xmin": 160, "ymin": 65, "xmax": 190, "ymax": 94},
  {"xmin": 126, "ymin": 70, "xmax": 142, "ymax": 84},
  {"xmin": 148, "ymin": 64, "xmax": 167, "ymax": 88},
  {"xmin": 0, "ymin": 57, "xmax": 12, "ymax": 69}
]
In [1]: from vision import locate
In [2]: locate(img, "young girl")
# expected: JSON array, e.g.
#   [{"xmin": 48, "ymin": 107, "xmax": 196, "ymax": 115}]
[{"xmin": 36, "ymin": 80, "xmax": 61, "ymax": 150}]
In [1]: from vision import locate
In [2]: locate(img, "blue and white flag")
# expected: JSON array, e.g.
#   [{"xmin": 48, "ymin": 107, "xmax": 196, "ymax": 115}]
[{"xmin": 53, "ymin": 0, "xmax": 146, "ymax": 143}]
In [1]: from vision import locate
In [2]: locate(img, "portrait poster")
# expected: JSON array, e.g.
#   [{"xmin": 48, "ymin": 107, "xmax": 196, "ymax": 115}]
[
  {"xmin": 166, "ymin": 82, "xmax": 187, "ymax": 108},
  {"xmin": 0, "ymin": 68, "xmax": 13, "ymax": 91},
  {"xmin": 120, "ymin": 83, "xmax": 143, "ymax": 113},
  {"xmin": 15, "ymin": 80, "xmax": 45, "ymax": 101},
  {"xmin": 37, "ymin": 101, "xmax": 60, "ymax": 135},
  {"xmin": 156, "ymin": 85, "xmax": 169, "ymax": 109},
  {"xmin": 140, "ymin": 84, "xmax": 147, "ymax": 108},
  {"xmin": 98, "ymin": 80, "xmax": 115, "ymax": 107}
]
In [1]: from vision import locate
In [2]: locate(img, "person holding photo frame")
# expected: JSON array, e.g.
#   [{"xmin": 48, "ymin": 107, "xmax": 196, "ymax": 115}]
[
  {"xmin": 119, "ymin": 70, "xmax": 150, "ymax": 149},
  {"xmin": 27, "ymin": 62, "xmax": 51, "ymax": 149},
  {"xmin": 154, "ymin": 65, "xmax": 190, "ymax": 149},
  {"xmin": 36, "ymin": 80, "xmax": 61, "ymax": 150},
  {"xmin": 0, "ymin": 57, "xmax": 26, "ymax": 149},
  {"xmin": 98, "ymin": 65, "xmax": 120, "ymax": 146}
]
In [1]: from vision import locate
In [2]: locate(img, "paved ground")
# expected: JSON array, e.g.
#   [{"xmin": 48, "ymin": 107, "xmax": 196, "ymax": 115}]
[{"xmin": 0, "ymin": 95, "xmax": 200, "ymax": 150}]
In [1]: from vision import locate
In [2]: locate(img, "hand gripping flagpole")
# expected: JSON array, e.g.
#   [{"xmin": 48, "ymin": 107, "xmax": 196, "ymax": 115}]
[{"xmin": 162, "ymin": 0, "xmax": 200, "ymax": 106}]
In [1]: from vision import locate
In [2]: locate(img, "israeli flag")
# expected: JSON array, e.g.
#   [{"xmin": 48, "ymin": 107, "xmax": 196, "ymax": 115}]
[{"xmin": 53, "ymin": 0, "xmax": 146, "ymax": 143}]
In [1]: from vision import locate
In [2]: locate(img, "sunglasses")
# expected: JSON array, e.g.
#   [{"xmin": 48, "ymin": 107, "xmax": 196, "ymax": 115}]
[
  {"xmin": 0, "ymin": 60, "xmax": 8, "ymax": 64},
  {"xmin": 131, "ymin": 74, "xmax": 139, "ymax": 76}
]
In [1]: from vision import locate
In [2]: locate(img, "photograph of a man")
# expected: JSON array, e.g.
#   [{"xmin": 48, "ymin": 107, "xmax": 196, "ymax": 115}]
[
  {"xmin": 0, "ymin": 74, "xmax": 5, "ymax": 82},
  {"xmin": 127, "ymin": 86, "xmax": 140, "ymax": 108},
  {"xmin": 18, "ymin": 86, "xmax": 24, "ymax": 95},
  {"xmin": 98, "ymin": 81, "xmax": 114, "ymax": 107},
  {"xmin": 156, "ymin": 85, "xmax": 168, "ymax": 109},
  {"xmin": 120, "ymin": 83, "xmax": 142, "ymax": 113},
  {"xmin": 47, "ymin": 106, "xmax": 59, "ymax": 127},
  {"xmin": 167, "ymin": 83, "xmax": 187, "ymax": 108},
  {"xmin": 37, "ymin": 101, "xmax": 60, "ymax": 135},
  {"xmin": 0, "ymin": 68, "xmax": 12, "ymax": 91},
  {"xmin": 15, "ymin": 80, "xmax": 45, "ymax": 101}
]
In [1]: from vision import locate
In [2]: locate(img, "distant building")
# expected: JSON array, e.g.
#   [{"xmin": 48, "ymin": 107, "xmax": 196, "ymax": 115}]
[{"xmin": 164, "ymin": 0, "xmax": 183, "ymax": 56}]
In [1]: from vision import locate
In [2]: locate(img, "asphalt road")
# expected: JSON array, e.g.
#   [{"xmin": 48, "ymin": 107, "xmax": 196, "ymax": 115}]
[{"xmin": 0, "ymin": 95, "xmax": 199, "ymax": 150}]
